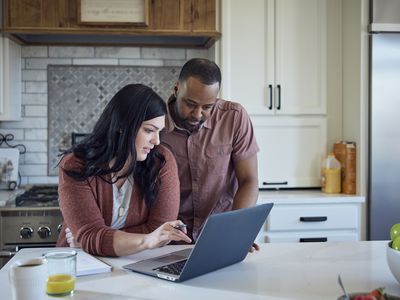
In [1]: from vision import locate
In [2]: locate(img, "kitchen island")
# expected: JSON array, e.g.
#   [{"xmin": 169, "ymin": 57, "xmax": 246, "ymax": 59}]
[{"xmin": 0, "ymin": 241, "xmax": 399, "ymax": 299}]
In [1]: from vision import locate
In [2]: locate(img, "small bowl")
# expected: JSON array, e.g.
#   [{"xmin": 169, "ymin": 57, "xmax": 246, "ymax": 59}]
[
  {"xmin": 387, "ymin": 241, "xmax": 400, "ymax": 284},
  {"xmin": 338, "ymin": 293, "xmax": 400, "ymax": 300}
]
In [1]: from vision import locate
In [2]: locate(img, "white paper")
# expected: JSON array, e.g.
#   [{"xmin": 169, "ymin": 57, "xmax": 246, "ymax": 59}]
[{"xmin": 76, "ymin": 250, "xmax": 112, "ymax": 277}]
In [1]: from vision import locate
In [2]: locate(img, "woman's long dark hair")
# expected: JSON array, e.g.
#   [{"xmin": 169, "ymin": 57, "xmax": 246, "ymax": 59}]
[{"xmin": 61, "ymin": 84, "xmax": 167, "ymax": 208}]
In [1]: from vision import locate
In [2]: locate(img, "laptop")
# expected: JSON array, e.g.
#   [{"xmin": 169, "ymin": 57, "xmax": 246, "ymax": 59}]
[{"xmin": 123, "ymin": 203, "xmax": 273, "ymax": 282}]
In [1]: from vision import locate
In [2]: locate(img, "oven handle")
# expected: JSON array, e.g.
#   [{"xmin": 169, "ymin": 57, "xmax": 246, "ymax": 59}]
[{"xmin": 0, "ymin": 250, "xmax": 17, "ymax": 257}]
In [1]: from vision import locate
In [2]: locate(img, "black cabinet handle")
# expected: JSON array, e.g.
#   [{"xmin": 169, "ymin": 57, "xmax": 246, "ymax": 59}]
[
  {"xmin": 277, "ymin": 84, "xmax": 281, "ymax": 110},
  {"xmin": 262, "ymin": 181, "xmax": 288, "ymax": 186},
  {"xmin": 299, "ymin": 237, "xmax": 328, "ymax": 243},
  {"xmin": 299, "ymin": 216, "xmax": 328, "ymax": 222},
  {"xmin": 268, "ymin": 84, "xmax": 273, "ymax": 110}
]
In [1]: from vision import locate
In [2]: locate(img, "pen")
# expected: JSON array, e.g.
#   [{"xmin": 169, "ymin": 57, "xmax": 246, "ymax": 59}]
[{"xmin": 173, "ymin": 224, "xmax": 187, "ymax": 230}]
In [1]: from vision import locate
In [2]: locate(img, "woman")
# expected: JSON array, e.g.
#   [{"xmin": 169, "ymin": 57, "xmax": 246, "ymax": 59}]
[{"xmin": 56, "ymin": 84, "xmax": 191, "ymax": 257}]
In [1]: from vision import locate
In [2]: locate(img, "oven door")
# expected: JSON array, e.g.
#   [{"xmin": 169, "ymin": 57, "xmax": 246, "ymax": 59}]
[{"xmin": 0, "ymin": 246, "xmax": 18, "ymax": 268}]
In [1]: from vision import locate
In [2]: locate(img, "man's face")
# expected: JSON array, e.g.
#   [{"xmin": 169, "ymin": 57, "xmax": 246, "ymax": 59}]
[{"xmin": 174, "ymin": 76, "xmax": 220, "ymax": 132}]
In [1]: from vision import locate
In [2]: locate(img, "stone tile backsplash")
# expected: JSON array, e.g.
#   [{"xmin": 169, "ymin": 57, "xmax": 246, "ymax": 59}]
[
  {"xmin": 48, "ymin": 65, "xmax": 179, "ymax": 175},
  {"xmin": 0, "ymin": 45, "xmax": 212, "ymax": 185}
]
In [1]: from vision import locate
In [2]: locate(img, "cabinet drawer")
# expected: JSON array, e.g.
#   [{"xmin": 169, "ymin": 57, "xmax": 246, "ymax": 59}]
[
  {"xmin": 266, "ymin": 204, "xmax": 359, "ymax": 231},
  {"xmin": 264, "ymin": 231, "xmax": 359, "ymax": 243}
]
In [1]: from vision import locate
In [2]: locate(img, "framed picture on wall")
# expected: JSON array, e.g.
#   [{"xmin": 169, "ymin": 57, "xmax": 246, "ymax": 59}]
[
  {"xmin": 78, "ymin": 0, "xmax": 149, "ymax": 26},
  {"xmin": 0, "ymin": 148, "xmax": 19, "ymax": 190}
]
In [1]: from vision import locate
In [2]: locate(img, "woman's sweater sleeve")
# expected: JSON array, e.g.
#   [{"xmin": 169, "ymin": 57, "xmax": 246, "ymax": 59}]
[
  {"xmin": 123, "ymin": 145, "xmax": 180, "ymax": 233},
  {"xmin": 57, "ymin": 155, "xmax": 117, "ymax": 257}
]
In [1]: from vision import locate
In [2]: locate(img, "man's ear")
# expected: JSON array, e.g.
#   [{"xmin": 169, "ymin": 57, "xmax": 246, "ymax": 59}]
[{"xmin": 173, "ymin": 82, "xmax": 179, "ymax": 96}]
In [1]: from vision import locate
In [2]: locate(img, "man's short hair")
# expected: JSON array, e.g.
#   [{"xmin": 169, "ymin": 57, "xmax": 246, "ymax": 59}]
[{"xmin": 178, "ymin": 58, "xmax": 221, "ymax": 87}]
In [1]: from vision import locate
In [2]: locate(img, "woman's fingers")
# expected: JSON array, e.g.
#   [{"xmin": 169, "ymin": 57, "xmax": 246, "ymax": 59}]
[{"xmin": 166, "ymin": 223, "xmax": 191, "ymax": 243}]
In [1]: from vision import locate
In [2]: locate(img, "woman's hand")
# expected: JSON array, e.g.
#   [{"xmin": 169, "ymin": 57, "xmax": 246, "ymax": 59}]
[
  {"xmin": 144, "ymin": 221, "xmax": 192, "ymax": 249},
  {"xmin": 65, "ymin": 227, "xmax": 82, "ymax": 248}
]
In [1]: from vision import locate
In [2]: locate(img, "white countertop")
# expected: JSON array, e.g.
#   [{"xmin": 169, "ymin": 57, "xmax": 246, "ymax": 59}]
[
  {"xmin": 0, "ymin": 241, "xmax": 399, "ymax": 299},
  {"xmin": 258, "ymin": 189, "xmax": 365, "ymax": 204},
  {"xmin": 0, "ymin": 188, "xmax": 365, "ymax": 209}
]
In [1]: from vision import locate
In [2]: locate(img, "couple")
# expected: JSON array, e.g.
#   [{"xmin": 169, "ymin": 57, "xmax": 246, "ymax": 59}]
[{"xmin": 57, "ymin": 58, "xmax": 259, "ymax": 257}]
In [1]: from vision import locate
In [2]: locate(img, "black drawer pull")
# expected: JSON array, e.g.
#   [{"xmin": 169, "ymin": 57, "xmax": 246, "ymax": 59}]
[
  {"xmin": 262, "ymin": 181, "xmax": 288, "ymax": 186},
  {"xmin": 299, "ymin": 216, "xmax": 327, "ymax": 222},
  {"xmin": 299, "ymin": 237, "xmax": 328, "ymax": 243}
]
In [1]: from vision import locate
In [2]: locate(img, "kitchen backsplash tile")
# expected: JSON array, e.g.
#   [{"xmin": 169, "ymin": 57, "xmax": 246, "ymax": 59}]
[
  {"xmin": 25, "ymin": 82, "xmax": 47, "ymax": 94},
  {"xmin": 25, "ymin": 58, "xmax": 72, "ymax": 69},
  {"xmin": 21, "ymin": 46, "xmax": 48, "ymax": 58},
  {"xmin": 95, "ymin": 47, "xmax": 141, "ymax": 58},
  {"xmin": 24, "ymin": 129, "xmax": 47, "ymax": 140},
  {"xmin": 24, "ymin": 153, "xmax": 47, "ymax": 164},
  {"xmin": 22, "ymin": 94, "xmax": 47, "ymax": 105},
  {"xmin": 47, "ymin": 65, "xmax": 179, "ymax": 175},
  {"xmin": 72, "ymin": 58, "xmax": 119, "ymax": 65},
  {"xmin": 49, "ymin": 46, "xmax": 95, "ymax": 58},
  {"xmin": 141, "ymin": 48, "xmax": 186, "ymax": 59},
  {"xmin": 0, "ymin": 45, "xmax": 211, "ymax": 184},
  {"xmin": 118, "ymin": 59, "xmax": 164, "ymax": 66},
  {"xmin": 22, "ymin": 70, "xmax": 47, "ymax": 81},
  {"xmin": 24, "ymin": 106, "xmax": 47, "ymax": 117}
]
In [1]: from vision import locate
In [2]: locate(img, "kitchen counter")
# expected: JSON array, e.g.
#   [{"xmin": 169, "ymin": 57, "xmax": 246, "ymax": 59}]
[
  {"xmin": 0, "ymin": 241, "xmax": 399, "ymax": 299},
  {"xmin": 258, "ymin": 189, "xmax": 365, "ymax": 204}
]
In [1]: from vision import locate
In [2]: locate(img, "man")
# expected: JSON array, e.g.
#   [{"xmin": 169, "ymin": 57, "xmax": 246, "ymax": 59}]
[{"xmin": 161, "ymin": 58, "xmax": 259, "ymax": 243}]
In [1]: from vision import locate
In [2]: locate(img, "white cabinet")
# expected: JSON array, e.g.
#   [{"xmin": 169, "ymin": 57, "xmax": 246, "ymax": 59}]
[
  {"xmin": 220, "ymin": 0, "xmax": 327, "ymax": 115},
  {"xmin": 252, "ymin": 116, "xmax": 326, "ymax": 189},
  {"xmin": 256, "ymin": 192, "xmax": 364, "ymax": 243},
  {"xmin": 0, "ymin": 37, "xmax": 21, "ymax": 121},
  {"xmin": 220, "ymin": 0, "xmax": 329, "ymax": 188}
]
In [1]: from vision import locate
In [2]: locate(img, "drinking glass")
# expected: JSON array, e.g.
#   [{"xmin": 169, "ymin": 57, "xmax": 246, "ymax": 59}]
[{"xmin": 43, "ymin": 250, "xmax": 77, "ymax": 297}]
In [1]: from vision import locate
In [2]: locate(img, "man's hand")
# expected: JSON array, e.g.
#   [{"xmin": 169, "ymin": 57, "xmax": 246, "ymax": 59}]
[{"xmin": 249, "ymin": 242, "xmax": 260, "ymax": 253}]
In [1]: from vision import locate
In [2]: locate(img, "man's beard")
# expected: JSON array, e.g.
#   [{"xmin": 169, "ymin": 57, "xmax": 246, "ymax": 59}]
[
  {"xmin": 176, "ymin": 115, "xmax": 204, "ymax": 132},
  {"xmin": 173, "ymin": 104, "xmax": 204, "ymax": 132}
]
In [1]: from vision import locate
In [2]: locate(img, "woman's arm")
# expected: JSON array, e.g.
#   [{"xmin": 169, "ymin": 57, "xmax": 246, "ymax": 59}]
[
  {"xmin": 113, "ymin": 221, "xmax": 190, "ymax": 256},
  {"xmin": 58, "ymin": 155, "xmax": 118, "ymax": 256},
  {"xmin": 59, "ymin": 152, "xmax": 190, "ymax": 257},
  {"xmin": 123, "ymin": 145, "xmax": 181, "ymax": 234}
]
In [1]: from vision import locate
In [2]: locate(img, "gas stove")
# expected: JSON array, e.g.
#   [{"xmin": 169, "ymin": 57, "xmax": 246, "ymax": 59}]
[
  {"xmin": 0, "ymin": 185, "xmax": 63, "ymax": 267},
  {"xmin": 15, "ymin": 185, "xmax": 59, "ymax": 207}
]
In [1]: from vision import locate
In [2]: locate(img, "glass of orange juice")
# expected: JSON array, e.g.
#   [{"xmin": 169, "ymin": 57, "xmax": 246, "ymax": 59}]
[{"xmin": 43, "ymin": 250, "xmax": 77, "ymax": 297}]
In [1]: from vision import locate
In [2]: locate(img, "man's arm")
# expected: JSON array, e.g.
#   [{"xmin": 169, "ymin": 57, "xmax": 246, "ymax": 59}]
[{"xmin": 232, "ymin": 154, "xmax": 259, "ymax": 209}]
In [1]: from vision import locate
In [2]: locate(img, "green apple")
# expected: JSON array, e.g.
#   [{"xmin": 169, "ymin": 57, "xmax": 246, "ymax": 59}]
[
  {"xmin": 392, "ymin": 236, "xmax": 400, "ymax": 251},
  {"xmin": 390, "ymin": 223, "xmax": 400, "ymax": 241}
]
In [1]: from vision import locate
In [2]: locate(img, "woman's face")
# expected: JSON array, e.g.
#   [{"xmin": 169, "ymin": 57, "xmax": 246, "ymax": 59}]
[{"xmin": 135, "ymin": 115, "xmax": 165, "ymax": 161}]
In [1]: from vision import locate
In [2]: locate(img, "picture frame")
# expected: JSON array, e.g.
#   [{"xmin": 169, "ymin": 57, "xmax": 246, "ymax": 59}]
[
  {"xmin": 78, "ymin": 0, "xmax": 149, "ymax": 26},
  {"xmin": 0, "ymin": 148, "xmax": 20, "ymax": 190}
]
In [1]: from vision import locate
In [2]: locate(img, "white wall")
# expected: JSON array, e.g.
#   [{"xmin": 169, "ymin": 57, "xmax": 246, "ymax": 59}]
[{"xmin": 341, "ymin": 0, "xmax": 370, "ymax": 239}]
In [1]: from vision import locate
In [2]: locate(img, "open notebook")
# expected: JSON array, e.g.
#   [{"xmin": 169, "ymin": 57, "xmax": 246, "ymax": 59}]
[{"xmin": 76, "ymin": 249, "xmax": 112, "ymax": 276}]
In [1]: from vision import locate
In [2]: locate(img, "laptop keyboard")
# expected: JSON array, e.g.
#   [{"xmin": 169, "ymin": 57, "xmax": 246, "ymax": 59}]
[{"xmin": 153, "ymin": 259, "xmax": 187, "ymax": 275}]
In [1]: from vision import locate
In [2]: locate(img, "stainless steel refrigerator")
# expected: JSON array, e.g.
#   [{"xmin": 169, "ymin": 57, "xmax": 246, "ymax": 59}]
[{"xmin": 369, "ymin": 0, "xmax": 400, "ymax": 240}]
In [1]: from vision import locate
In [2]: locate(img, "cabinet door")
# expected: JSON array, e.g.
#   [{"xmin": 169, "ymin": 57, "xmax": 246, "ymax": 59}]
[
  {"xmin": 220, "ymin": 0, "xmax": 271, "ymax": 115},
  {"xmin": 273, "ymin": 0, "xmax": 327, "ymax": 115},
  {"xmin": 252, "ymin": 116, "xmax": 327, "ymax": 188},
  {"xmin": 220, "ymin": 0, "xmax": 326, "ymax": 115},
  {"xmin": 0, "ymin": 38, "xmax": 21, "ymax": 121}
]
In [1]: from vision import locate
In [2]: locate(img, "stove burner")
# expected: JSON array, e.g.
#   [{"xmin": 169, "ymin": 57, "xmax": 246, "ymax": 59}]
[{"xmin": 15, "ymin": 185, "xmax": 59, "ymax": 207}]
